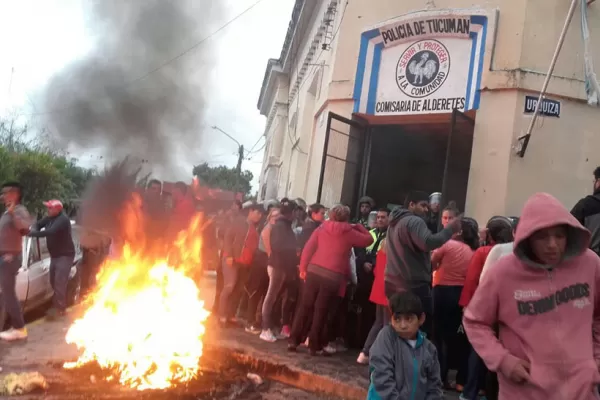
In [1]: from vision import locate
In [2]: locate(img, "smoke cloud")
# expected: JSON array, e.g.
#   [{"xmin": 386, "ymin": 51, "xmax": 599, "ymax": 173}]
[{"xmin": 42, "ymin": 0, "xmax": 223, "ymax": 178}]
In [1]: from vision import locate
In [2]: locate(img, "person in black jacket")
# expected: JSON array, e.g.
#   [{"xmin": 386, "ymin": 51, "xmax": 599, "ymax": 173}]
[
  {"xmin": 29, "ymin": 199, "xmax": 75, "ymax": 319},
  {"xmin": 571, "ymin": 166, "xmax": 600, "ymax": 255},
  {"xmin": 260, "ymin": 202, "xmax": 299, "ymax": 342},
  {"xmin": 297, "ymin": 203, "xmax": 325, "ymax": 250}
]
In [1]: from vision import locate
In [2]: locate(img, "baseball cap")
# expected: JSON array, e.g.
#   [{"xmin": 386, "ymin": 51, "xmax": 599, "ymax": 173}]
[{"xmin": 43, "ymin": 200, "xmax": 63, "ymax": 209}]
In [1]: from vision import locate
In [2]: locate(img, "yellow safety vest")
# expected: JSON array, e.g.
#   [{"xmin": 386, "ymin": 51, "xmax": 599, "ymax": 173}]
[{"xmin": 366, "ymin": 229, "xmax": 385, "ymax": 253}]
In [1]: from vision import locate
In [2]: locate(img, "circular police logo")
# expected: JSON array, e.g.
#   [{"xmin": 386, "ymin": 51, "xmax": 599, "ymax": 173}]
[{"xmin": 396, "ymin": 40, "xmax": 450, "ymax": 98}]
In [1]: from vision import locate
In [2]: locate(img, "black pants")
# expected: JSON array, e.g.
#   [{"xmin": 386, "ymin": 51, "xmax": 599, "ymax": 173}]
[
  {"xmin": 212, "ymin": 254, "xmax": 224, "ymax": 314},
  {"xmin": 385, "ymin": 281, "xmax": 433, "ymax": 337},
  {"xmin": 290, "ymin": 272, "xmax": 340, "ymax": 351},
  {"xmin": 244, "ymin": 251, "xmax": 269, "ymax": 326},
  {"xmin": 462, "ymin": 344, "xmax": 488, "ymax": 400},
  {"xmin": 433, "ymin": 285, "xmax": 466, "ymax": 384},
  {"xmin": 282, "ymin": 275, "xmax": 300, "ymax": 327}
]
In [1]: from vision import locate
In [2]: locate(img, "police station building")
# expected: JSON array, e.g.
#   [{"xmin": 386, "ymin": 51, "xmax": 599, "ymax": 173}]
[{"xmin": 257, "ymin": 0, "xmax": 600, "ymax": 223}]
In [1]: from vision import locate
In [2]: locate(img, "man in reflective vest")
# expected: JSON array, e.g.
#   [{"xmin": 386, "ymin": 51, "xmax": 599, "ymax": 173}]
[
  {"xmin": 364, "ymin": 208, "xmax": 391, "ymax": 272},
  {"xmin": 353, "ymin": 208, "xmax": 391, "ymax": 347}
]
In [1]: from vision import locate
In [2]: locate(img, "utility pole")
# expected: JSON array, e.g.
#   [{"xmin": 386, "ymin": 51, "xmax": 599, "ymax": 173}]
[
  {"xmin": 236, "ymin": 145, "xmax": 244, "ymax": 174},
  {"xmin": 211, "ymin": 125, "xmax": 244, "ymax": 193}
]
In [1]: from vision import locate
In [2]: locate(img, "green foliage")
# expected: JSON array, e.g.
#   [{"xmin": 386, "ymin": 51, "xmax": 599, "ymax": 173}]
[
  {"xmin": 192, "ymin": 162, "xmax": 253, "ymax": 195},
  {"xmin": 0, "ymin": 118, "xmax": 96, "ymax": 216}
]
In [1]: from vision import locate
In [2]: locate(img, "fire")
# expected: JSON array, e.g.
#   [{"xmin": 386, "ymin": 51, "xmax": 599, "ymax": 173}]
[{"xmin": 64, "ymin": 202, "xmax": 210, "ymax": 391}]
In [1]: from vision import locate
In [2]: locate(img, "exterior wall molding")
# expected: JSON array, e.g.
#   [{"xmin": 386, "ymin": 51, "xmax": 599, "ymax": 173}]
[
  {"xmin": 265, "ymin": 101, "xmax": 289, "ymax": 135},
  {"xmin": 289, "ymin": 0, "xmax": 340, "ymax": 103}
]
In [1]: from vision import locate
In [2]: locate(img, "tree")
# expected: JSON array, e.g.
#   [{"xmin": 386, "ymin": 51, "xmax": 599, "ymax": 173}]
[
  {"xmin": 0, "ymin": 117, "xmax": 96, "ymax": 216},
  {"xmin": 192, "ymin": 162, "xmax": 253, "ymax": 195}
]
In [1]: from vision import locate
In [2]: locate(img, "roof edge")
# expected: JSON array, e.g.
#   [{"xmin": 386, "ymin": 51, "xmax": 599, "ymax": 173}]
[{"xmin": 257, "ymin": 0, "xmax": 305, "ymax": 111}]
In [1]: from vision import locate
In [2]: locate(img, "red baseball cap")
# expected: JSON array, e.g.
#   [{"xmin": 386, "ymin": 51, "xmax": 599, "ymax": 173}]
[{"xmin": 43, "ymin": 200, "xmax": 63, "ymax": 209}]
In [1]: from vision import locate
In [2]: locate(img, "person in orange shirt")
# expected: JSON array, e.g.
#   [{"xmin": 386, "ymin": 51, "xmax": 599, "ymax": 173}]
[{"xmin": 430, "ymin": 206, "xmax": 479, "ymax": 390}]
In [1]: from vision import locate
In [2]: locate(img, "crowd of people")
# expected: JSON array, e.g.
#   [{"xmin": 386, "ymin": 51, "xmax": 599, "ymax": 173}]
[
  {"xmin": 3, "ymin": 164, "xmax": 600, "ymax": 399},
  {"xmin": 211, "ymin": 165, "xmax": 600, "ymax": 400}
]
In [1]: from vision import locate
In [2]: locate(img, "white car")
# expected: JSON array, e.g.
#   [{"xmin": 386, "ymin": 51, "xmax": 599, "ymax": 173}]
[{"xmin": 0, "ymin": 222, "xmax": 83, "ymax": 327}]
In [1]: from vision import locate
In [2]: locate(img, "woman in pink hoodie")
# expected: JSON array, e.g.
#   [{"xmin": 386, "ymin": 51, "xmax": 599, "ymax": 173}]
[{"xmin": 463, "ymin": 192, "xmax": 600, "ymax": 400}]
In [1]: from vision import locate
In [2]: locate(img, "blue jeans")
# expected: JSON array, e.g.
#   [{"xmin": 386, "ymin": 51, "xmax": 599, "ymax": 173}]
[
  {"xmin": 362, "ymin": 304, "xmax": 391, "ymax": 355},
  {"xmin": 462, "ymin": 344, "xmax": 487, "ymax": 399},
  {"xmin": 0, "ymin": 254, "xmax": 25, "ymax": 329},
  {"xmin": 50, "ymin": 256, "xmax": 74, "ymax": 312},
  {"xmin": 261, "ymin": 266, "xmax": 287, "ymax": 330}
]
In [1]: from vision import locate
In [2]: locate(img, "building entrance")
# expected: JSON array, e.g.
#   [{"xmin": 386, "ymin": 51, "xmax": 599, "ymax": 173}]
[
  {"xmin": 315, "ymin": 110, "xmax": 475, "ymax": 212},
  {"xmin": 364, "ymin": 110, "xmax": 475, "ymax": 211}
]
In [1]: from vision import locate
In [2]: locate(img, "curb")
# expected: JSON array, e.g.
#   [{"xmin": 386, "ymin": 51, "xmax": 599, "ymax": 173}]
[{"xmin": 205, "ymin": 345, "xmax": 368, "ymax": 400}]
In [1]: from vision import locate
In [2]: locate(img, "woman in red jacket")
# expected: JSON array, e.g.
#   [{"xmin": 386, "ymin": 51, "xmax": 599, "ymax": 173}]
[
  {"xmin": 288, "ymin": 204, "xmax": 373, "ymax": 356},
  {"xmin": 356, "ymin": 238, "xmax": 388, "ymax": 364}
]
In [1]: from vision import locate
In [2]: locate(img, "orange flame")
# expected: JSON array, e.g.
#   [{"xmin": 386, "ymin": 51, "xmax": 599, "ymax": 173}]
[{"xmin": 64, "ymin": 197, "xmax": 210, "ymax": 391}]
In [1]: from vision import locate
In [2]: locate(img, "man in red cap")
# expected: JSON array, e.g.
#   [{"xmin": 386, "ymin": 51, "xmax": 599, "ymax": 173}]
[{"xmin": 29, "ymin": 199, "xmax": 75, "ymax": 319}]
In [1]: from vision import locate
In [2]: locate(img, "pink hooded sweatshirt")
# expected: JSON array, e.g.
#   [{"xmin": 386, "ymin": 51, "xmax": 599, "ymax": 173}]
[{"xmin": 463, "ymin": 192, "xmax": 600, "ymax": 400}]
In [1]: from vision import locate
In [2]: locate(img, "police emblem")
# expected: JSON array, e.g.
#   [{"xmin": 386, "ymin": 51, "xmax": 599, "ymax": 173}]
[{"xmin": 396, "ymin": 39, "xmax": 451, "ymax": 98}]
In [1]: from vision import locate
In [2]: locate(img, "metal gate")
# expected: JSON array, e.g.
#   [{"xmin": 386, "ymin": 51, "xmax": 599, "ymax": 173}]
[
  {"xmin": 440, "ymin": 109, "xmax": 475, "ymax": 215},
  {"xmin": 316, "ymin": 113, "xmax": 366, "ymax": 207}
]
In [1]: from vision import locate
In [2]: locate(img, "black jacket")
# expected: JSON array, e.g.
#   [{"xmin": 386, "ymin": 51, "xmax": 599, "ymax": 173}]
[
  {"xmin": 297, "ymin": 218, "xmax": 321, "ymax": 250},
  {"xmin": 29, "ymin": 212, "xmax": 75, "ymax": 258},
  {"xmin": 269, "ymin": 217, "xmax": 298, "ymax": 273},
  {"xmin": 571, "ymin": 190, "xmax": 600, "ymax": 254}
]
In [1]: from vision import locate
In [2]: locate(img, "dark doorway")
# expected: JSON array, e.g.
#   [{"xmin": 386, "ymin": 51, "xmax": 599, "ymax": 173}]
[{"xmin": 364, "ymin": 115, "xmax": 475, "ymax": 211}]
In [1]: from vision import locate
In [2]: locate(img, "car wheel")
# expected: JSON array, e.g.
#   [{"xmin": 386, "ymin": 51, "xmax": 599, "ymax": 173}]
[{"xmin": 67, "ymin": 272, "xmax": 82, "ymax": 306}]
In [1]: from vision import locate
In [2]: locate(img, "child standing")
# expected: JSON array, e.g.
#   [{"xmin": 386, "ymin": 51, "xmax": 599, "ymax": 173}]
[{"xmin": 368, "ymin": 291, "xmax": 443, "ymax": 400}]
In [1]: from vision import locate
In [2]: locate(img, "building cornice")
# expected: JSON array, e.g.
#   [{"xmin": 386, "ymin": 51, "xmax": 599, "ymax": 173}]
[{"xmin": 257, "ymin": 0, "xmax": 305, "ymax": 113}]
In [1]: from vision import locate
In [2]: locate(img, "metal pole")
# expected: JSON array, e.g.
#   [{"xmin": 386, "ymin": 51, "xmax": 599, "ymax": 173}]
[
  {"xmin": 316, "ymin": 113, "xmax": 333, "ymax": 203},
  {"xmin": 517, "ymin": 0, "xmax": 579, "ymax": 157},
  {"xmin": 440, "ymin": 109, "xmax": 457, "ymax": 231}
]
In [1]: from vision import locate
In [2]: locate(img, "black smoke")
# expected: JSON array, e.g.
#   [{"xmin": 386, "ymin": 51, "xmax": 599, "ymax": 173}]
[{"xmin": 42, "ymin": 0, "xmax": 223, "ymax": 176}]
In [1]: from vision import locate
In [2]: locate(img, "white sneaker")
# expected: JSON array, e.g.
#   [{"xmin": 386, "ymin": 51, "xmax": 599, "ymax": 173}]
[
  {"xmin": 357, "ymin": 352, "xmax": 369, "ymax": 364},
  {"xmin": 0, "ymin": 328, "xmax": 27, "ymax": 342},
  {"xmin": 259, "ymin": 330, "xmax": 277, "ymax": 343},
  {"xmin": 323, "ymin": 344, "xmax": 337, "ymax": 354}
]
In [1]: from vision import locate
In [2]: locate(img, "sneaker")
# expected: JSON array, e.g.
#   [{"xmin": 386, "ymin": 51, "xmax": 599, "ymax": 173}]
[
  {"xmin": 310, "ymin": 348, "xmax": 333, "ymax": 357},
  {"xmin": 245, "ymin": 325, "xmax": 261, "ymax": 335},
  {"xmin": 0, "ymin": 328, "xmax": 27, "ymax": 342},
  {"xmin": 335, "ymin": 337, "xmax": 348, "ymax": 352},
  {"xmin": 323, "ymin": 344, "xmax": 337, "ymax": 354},
  {"xmin": 259, "ymin": 330, "xmax": 277, "ymax": 343},
  {"xmin": 356, "ymin": 352, "xmax": 369, "ymax": 365},
  {"xmin": 277, "ymin": 325, "xmax": 291, "ymax": 339}
]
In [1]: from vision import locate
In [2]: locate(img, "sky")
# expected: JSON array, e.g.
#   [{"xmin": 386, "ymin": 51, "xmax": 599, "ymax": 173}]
[{"xmin": 0, "ymin": 0, "xmax": 295, "ymax": 191}]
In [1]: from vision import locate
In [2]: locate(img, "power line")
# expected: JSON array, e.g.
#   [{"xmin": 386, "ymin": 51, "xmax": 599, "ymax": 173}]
[
  {"xmin": 246, "ymin": 135, "xmax": 265, "ymax": 154},
  {"xmin": 18, "ymin": 0, "xmax": 267, "ymax": 118}
]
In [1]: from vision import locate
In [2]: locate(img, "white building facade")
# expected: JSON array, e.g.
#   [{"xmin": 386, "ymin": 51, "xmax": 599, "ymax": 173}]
[{"xmin": 257, "ymin": 0, "xmax": 600, "ymax": 224}]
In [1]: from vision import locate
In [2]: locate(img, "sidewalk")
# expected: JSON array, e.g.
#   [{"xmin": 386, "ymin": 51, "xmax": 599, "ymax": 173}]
[{"xmin": 204, "ymin": 325, "xmax": 370, "ymax": 399}]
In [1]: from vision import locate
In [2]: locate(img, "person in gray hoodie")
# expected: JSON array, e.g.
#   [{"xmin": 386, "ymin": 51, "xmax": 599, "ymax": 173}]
[
  {"xmin": 367, "ymin": 291, "xmax": 443, "ymax": 400},
  {"xmin": 385, "ymin": 191, "xmax": 461, "ymax": 336}
]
